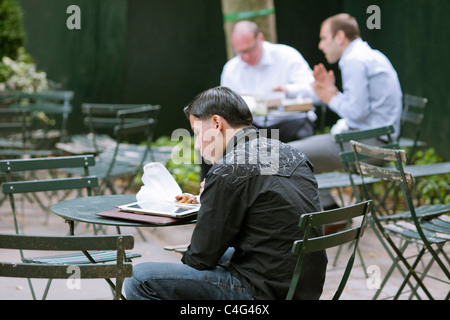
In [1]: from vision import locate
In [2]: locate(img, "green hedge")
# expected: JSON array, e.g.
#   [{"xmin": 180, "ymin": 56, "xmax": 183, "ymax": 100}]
[{"xmin": 0, "ymin": 0, "xmax": 26, "ymax": 60}]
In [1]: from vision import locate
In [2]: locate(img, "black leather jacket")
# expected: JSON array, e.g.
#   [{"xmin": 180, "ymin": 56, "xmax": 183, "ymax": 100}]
[{"xmin": 182, "ymin": 126, "xmax": 327, "ymax": 299}]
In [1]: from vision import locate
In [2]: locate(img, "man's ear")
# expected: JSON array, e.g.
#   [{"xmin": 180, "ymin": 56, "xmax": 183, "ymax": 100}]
[
  {"xmin": 335, "ymin": 30, "xmax": 346, "ymax": 44},
  {"xmin": 258, "ymin": 32, "xmax": 264, "ymax": 42},
  {"xmin": 211, "ymin": 115, "xmax": 223, "ymax": 131}
]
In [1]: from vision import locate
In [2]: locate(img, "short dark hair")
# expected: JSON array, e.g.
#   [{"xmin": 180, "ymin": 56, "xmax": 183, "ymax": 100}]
[
  {"xmin": 324, "ymin": 13, "xmax": 360, "ymax": 41},
  {"xmin": 184, "ymin": 86, "xmax": 253, "ymax": 127}
]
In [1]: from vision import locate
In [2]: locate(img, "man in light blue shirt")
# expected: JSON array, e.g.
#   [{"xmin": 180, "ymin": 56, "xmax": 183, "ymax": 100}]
[{"xmin": 290, "ymin": 13, "xmax": 402, "ymax": 212}]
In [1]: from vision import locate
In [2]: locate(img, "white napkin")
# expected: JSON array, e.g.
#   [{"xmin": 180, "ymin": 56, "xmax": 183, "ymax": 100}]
[
  {"xmin": 330, "ymin": 118, "xmax": 350, "ymax": 136},
  {"xmin": 136, "ymin": 162, "xmax": 181, "ymax": 203}
]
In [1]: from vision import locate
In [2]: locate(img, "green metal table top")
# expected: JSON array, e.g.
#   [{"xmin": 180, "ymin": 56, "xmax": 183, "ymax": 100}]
[{"xmin": 51, "ymin": 194, "xmax": 151, "ymax": 227}]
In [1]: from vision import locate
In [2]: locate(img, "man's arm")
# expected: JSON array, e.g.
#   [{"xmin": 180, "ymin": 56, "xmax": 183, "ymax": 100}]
[
  {"xmin": 312, "ymin": 63, "xmax": 338, "ymax": 105},
  {"xmin": 327, "ymin": 59, "xmax": 371, "ymax": 122},
  {"xmin": 277, "ymin": 52, "xmax": 316, "ymax": 99},
  {"xmin": 181, "ymin": 174, "xmax": 246, "ymax": 270},
  {"xmin": 313, "ymin": 61, "xmax": 371, "ymax": 122}
]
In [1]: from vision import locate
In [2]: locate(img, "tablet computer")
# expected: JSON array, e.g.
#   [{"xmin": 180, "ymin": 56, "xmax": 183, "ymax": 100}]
[{"xmin": 116, "ymin": 201, "xmax": 199, "ymax": 218}]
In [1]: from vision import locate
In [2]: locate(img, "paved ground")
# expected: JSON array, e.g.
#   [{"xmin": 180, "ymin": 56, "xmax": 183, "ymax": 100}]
[{"xmin": 0, "ymin": 191, "xmax": 448, "ymax": 300}]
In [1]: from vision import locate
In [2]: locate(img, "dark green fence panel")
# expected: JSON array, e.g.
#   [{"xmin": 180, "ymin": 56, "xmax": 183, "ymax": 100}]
[{"xmin": 18, "ymin": 0, "xmax": 449, "ymax": 159}]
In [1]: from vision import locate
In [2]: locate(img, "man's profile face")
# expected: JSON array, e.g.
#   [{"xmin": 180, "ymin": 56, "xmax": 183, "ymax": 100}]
[
  {"xmin": 232, "ymin": 32, "xmax": 264, "ymax": 66},
  {"xmin": 189, "ymin": 115, "xmax": 224, "ymax": 164},
  {"xmin": 318, "ymin": 22, "xmax": 342, "ymax": 64}
]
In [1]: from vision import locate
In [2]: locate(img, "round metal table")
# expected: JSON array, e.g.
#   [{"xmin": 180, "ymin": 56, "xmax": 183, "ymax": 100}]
[
  {"xmin": 51, "ymin": 194, "xmax": 150, "ymax": 229},
  {"xmin": 51, "ymin": 194, "xmax": 197, "ymax": 236}
]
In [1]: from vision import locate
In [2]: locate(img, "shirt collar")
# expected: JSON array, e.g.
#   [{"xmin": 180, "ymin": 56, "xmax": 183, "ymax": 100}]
[
  {"xmin": 339, "ymin": 37, "xmax": 363, "ymax": 66},
  {"xmin": 217, "ymin": 126, "xmax": 259, "ymax": 164}
]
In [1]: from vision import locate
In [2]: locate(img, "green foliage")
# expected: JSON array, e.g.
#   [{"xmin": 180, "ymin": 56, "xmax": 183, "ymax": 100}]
[
  {"xmin": 132, "ymin": 136, "xmax": 202, "ymax": 194},
  {"xmin": 159, "ymin": 135, "xmax": 201, "ymax": 195},
  {"xmin": 411, "ymin": 147, "xmax": 443, "ymax": 165},
  {"xmin": 166, "ymin": 159, "xmax": 201, "ymax": 195},
  {"xmin": 406, "ymin": 148, "xmax": 449, "ymax": 205},
  {"xmin": 375, "ymin": 148, "xmax": 450, "ymax": 208},
  {"xmin": 412, "ymin": 149, "xmax": 449, "ymax": 205},
  {"xmin": 0, "ymin": 0, "xmax": 26, "ymax": 60}
]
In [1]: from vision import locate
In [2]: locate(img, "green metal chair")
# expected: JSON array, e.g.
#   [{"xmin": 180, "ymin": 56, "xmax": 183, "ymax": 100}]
[
  {"xmin": 0, "ymin": 108, "xmax": 54, "ymax": 159},
  {"xmin": 0, "ymin": 155, "xmax": 141, "ymax": 299},
  {"xmin": 61, "ymin": 104, "xmax": 160, "ymax": 195},
  {"xmin": 0, "ymin": 233, "xmax": 134, "ymax": 300},
  {"xmin": 314, "ymin": 126, "xmax": 397, "ymax": 274},
  {"xmin": 398, "ymin": 94, "xmax": 428, "ymax": 162},
  {"xmin": 351, "ymin": 140, "xmax": 450, "ymax": 300},
  {"xmin": 1, "ymin": 155, "xmax": 98, "ymax": 231},
  {"xmin": 315, "ymin": 125, "xmax": 397, "ymax": 206},
  {"xmin": 9, "ymin": 90, "xmax": 74, "ymax": 153},
  {"xmin": 286, "ymin": 200, "xmax": 372, "ymax": 300}
]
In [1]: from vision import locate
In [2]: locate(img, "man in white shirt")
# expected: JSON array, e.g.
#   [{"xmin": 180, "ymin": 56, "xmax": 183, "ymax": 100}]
[
  {"xmin": 221, "ymin": 20, "xmax": 318, "ymax": 143},
  {"xmin": 290, "ymin": 13, "xmax": 402, "ymax": 210}
]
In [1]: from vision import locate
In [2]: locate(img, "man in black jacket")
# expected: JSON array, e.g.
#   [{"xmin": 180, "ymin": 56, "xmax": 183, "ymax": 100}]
[{"xmin": 125, "ymin": 87, "xmax": 327, "ymax": 300}]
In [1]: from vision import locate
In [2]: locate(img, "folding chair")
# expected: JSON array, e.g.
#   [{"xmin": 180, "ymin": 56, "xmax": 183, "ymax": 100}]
[
  {"xmin": 0, "ymin": 155, "xmax": 141, "ymax": 299},
  {"xmin": 1, "ymin": 155, "xmax": 98, "ymax": 232},
  {"xmin": 9, "ymin": 90, "xmax": 74, "ymax": 154},
  {"xmin": 286, "ymin": 200, "xmax": 372, "ymax": 300},
  {"xmin": 315, "ymin": 125, "xmax": 397, "ymax": 207},
  {"xmin": 0, "ymin": 233, "xmax": 134, "ymax": 300},
  {"xmin": 314, "ymin": 126, "xmax": 397, "ymax": 274},
  {"xmin": 61, "ymin": 104, "xmax": 160, "ymax": 195},
  {"xmin": 398, "ymin": 94, "xmax": 428, "ymax": 162},
  {"xmin": 0, "ymin": 108, "xmax": 54, "ymax": 159},
  {"xmin": 351, "ymin": 140, "xmax": 450, "ymax": 299}
]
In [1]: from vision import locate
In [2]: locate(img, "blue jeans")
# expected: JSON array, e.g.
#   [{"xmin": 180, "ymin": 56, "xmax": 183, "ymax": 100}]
[{"xmin": 124, "ymin": 248, "xmax": 253, "ymax": 300}]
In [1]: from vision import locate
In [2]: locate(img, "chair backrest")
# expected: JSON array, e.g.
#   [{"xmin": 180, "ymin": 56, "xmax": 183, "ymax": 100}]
[
  {"xmin": 350, "ymin": 140, "xmax": 412, "ymax": 209},
  {"xmin": 0, "ymin": 155, "xmax": 98, "ymax": 234},
  {"xmin": 333, "ymin": 125, "xmax": 398, "ymax": 200},
  {"xmin": 0, "ymin": 233, "xmax": 133, "ymax": 300},
  {"xmin": 82, "ymin": 104, "xmax": 160, "ymax": 191},
  {"xmin": 349, "ymin": 140, "xmax": 436, "ymax": 256},
  {"xmin": 334, "ymin": 125, "xmax": 397, "ymax": 164},
  {"xmin": 10, "ymin": 90, "xmax": 74, "ymax": 145},
  {"xmin": 82, "ymin": 103, "xmax": 160, "ymax": 151},
  {"xmin": 286, "ymin": 200, "xmax": 372, "ymax": 300},
  {"xmin": 0, "ymin": 108, "xmax": 32, "ymax": 157},
  {"xmin": 399, "ymin": 94, "xmax": 428, "ymax": 160}
]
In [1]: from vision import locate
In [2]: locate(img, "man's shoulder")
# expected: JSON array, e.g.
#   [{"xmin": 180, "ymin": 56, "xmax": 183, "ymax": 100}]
[
  {"xmin": 343, "ymin": 39, "xmax": 390, "ymax": 65},
  {"xmin": 207, "ymin": 138, "xmax": 308, "ymax": 186},
  {"xmin": 266, "ymin": 41, "xmax": 302, "ymax": 58},
  {"xmin": 223, "ymin": 55, "xmax": 244, "ymax": 70}
]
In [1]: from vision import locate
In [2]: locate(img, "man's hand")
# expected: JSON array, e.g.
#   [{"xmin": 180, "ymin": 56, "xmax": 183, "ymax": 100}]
[
  {"xmin": 313, "ymin": 63, "xmax": 335, "ymax": 85},
  {"xmin": 313, "ymin": 63, "xmax": 338, "ymax": 105},
  {"xmin": 272, "ymin": 85, "xmax": 288, "ymax": 95},
  {"xmin": 199, "ymin": 179, "xmax": 205, "ymax": 195}
]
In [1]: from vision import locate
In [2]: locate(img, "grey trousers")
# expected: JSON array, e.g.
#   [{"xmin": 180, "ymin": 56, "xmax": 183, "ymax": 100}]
[{"xmin": 289, "ymin": 133, "xmax": 385, "ymax": 207}]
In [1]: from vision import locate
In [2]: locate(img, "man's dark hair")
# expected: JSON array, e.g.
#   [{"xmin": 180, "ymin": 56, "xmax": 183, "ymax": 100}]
[
  {"xmin": 324, "ymin": 13, "xmax": 360, "ymax": 41},
  {"xmin": 184, "ymin": 86, "xmax": 253, "ymax": 127}
]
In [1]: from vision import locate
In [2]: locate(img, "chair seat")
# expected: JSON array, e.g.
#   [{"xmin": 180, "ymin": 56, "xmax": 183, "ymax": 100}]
[
  {"xmin": 384, "ymin": 220, "xmax": 450, "ymax": 244},
  {"xmin": 403, "ymin": 162, "xmax": 450, "ymax": 178},
  {"xmin": 23, "ymin": 251, "xmax": 141, "ymax": 264},
  {"xmin": 56, "ymin": 134, "xmax": 116, "ymax": 155},
  {"xmin": 379, "ymin": 203, "xmax": 450, "ymax": 222},
  {"xmin": 398, "ymin": 137, "xmax": 427, "ymax": 149},
  {"xmin": 315, "ymin": 171, "xmax": 380, "ymax": 189},
  {"xmin": 421, "ymin": 215, "xmax": 450, "ymax": 234}
]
